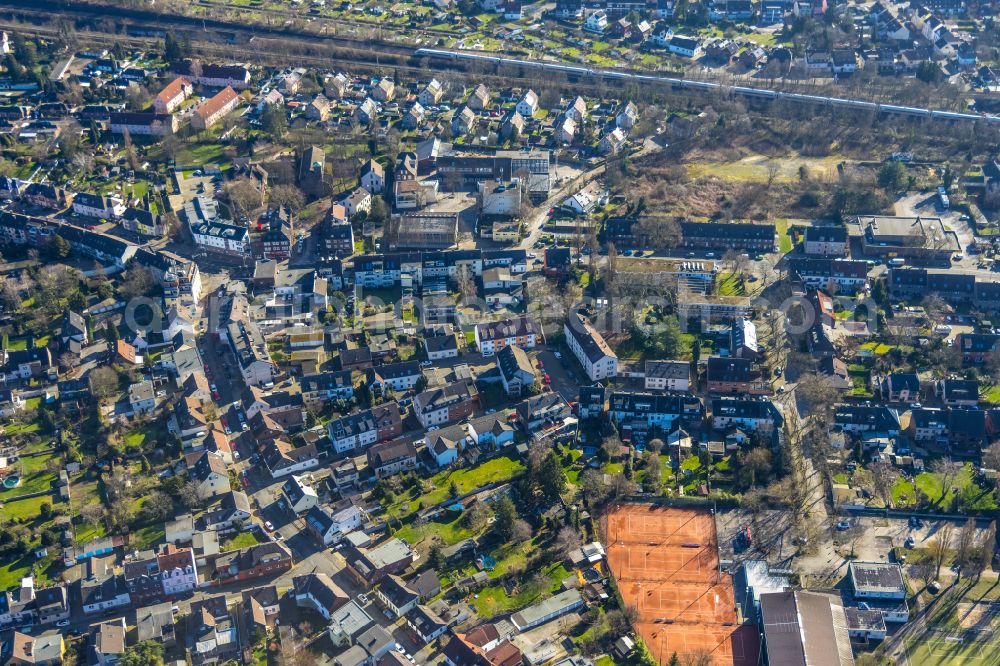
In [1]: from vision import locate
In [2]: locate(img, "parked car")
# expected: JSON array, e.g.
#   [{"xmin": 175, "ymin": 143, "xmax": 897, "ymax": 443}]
[{"xmin": 836, "ymin": 521, "xmax": 851, "ymax": 530}]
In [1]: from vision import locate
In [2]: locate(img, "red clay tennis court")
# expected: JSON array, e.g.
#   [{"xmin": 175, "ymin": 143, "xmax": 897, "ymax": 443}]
[{"xmin": 604, "ymin": 503, "xmax": 760, "ymax": 666}]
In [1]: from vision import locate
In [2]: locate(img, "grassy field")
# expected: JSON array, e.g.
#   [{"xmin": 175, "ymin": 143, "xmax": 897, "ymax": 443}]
[
  {"xmin": 716, "ymin": 272, "xmax": 746, "ymax": 296},
  {"xmin": 471, "ymin": 558, "xmax": 571, "ymax": 616},
  {"xmin": 903, "ymin": 580, "xmax": 1000, "ymax": 665},
  {"xmin": 891, "ymin": 463, "xmax": 995, "ymax": 511},
  {"xmin": 388, "ymin": 455, "xmax": 525, "ymax": 518},
  {"xmin": 2, "ymin": 493, "xmax": 56, "ymax": 521},
  {"xmin": 132, "ymin": 524, "xmax": 165, "ymax": 551},
  {"xmin": 982, "ymin": 385, "xmax": 1000, "ymax": 404},
  {"xmin": 776, "ymin": 218, "xmax": 793, "ymax": 253},
  {"xmin": 395, "ymin": 510, "xmax": 475, "ymax": 548},
  {"xmin": 222, "ymin": 531, "xmax": 263, "ymax": 551}
]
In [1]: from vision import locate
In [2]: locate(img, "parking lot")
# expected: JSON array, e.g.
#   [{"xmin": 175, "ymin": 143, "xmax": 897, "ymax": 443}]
[{"xmin": 723, "ymin": 506, "xmax": 998, "ymax": 587}]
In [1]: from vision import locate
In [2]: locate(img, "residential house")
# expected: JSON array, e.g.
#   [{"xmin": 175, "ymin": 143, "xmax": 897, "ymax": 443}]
[
  {"xmin": 565, "ymin": 96, "xmax": 588, "ymax": 124},
  {"xmin": 368, "ymin": 439, "xmax": 420, "ymax": 478},
  {"xmin": 202, "ymin": 542, "xmax": 293, "ymax": 586},
  {"xmin": 515, "ymin": 392, "xmax": 572, "ymax": 433},
  {"xmin": 72, "ymin": 193, "xmax": 124, "ymax": 220},
  {"xmin": 474, "ymin": 317, "xmax": 543, "ymax": 355},
  {"xmin": 294, "ymin": 573, "xmax": 349, "ymax": 620},
  {"xmin": 186, "ymin": 596, "xmax": 239, "ymax": 666},
  {"xmin": 936, "ymin": 379, "xmax": 979, "ymax": 407},
  {"xmin": 135, "ymin": 602, "xmax": 177, "ymax": 647},
  {"xmin": 7, "ymin": 631, "xmax": 64, "ymax": 666},
  {"xmin": 706, "ymin": 357, "xmax": 754, "ymax": 394},
  {"xmin": 341, "ymin": 187, "xmax": 373, "ymax": 218},
  {"xmin": 375, "ymin": 575, "xmax": 420, "ymax": 618},
  {"xmin": 804, "ymin": 225, "xmax": 849, "ymax": 256},
  {"xmin": 127, "ymin": 380, "xmax": 158, "ymax": 415},
  {"xmin": 668, "ymin": 35, "xmax": 700, "ymax": 58},
  {"xmin": 242, "ymin": 586, "xmax": 280, "ymax": 631},
  {"xmin": 787, "ymin": 258, "xmax": 869, "ymax": 295},
  {"xmin": 467, "ymin": 84, "xmax": 490, "ymax": 111},
  {"xmin": 366, "ymin": 361, "xmax": 422, "ymax": 396},
  {"xmin": 406, "ymin": 605, "xmax": 450, "ymax": 645},
  {"xmin": 361, "ymin": 160, "xmax": 386, "ymax": 195},
  {"xmin": 556, "ymin": 116, "xmax": 576, "ymax": 144},
  {"xmin": 372, "ymin": 78, "xmax": 395, "ymax": 103},
  {"xmin": 425, "ymin": 332, "xmax": 460, "ymax": 360},
  {"xmin": 153, "ymin": 77, "xmax": 192, "ymax": 113},
  {"xmin": 501, "ymin": 112, "xmax": 525, "ymax": 140},
  {"xmin": 281, "ymin": 474, "xmax": 319, "ymax": 514},
  {"xmin": 300, "ymin": 371, "xmax": 354, "ymax": 407},
  {"xmin": 453, "ymin": 107, "xmax": 476, "ymax": 136},
  {"xmin": 355, "ymin": 98, "xmax": 379, "ymax": 126},
  {"xmin": 585, "ymin": 10, "xmax": 609, "ymax": 33},
  {"xmin": 616, "ymin": 101, "xmax": 638, "ymax": 130},
  {"xmin": 343, "ymin": 538, "xmax": 415, "ymax": 586},
  {"xmin": 110, "ymin": 112, "xmax": 178, "ymax": 137},
  {"xmin": 956, "ymin": 333, "xmax": 1000, "ymax": 363},
  {"xmin": 515, "ymin": 90, "xmax": 538, "ymax": 117},
  {"xmin": 305, "ymin": 94, "xmax": 330, "ymax": 122},
  {"xmin": 418, "ymin": 79, "xmax": 444, "ymax": 106},
  {"xmin": 186, "ymin": 451, "xmax": 231, "ymax": 500},
  {"xmin": 191, "ymin": 86, "xmax": 239, "ymax": 131},
  {"xmin": 598, "ymin": 128, "xmax": 628, "ymax": 155},
  {"xmin": 712, "ymin": 397, "xmax": 783, "ymax": 433},
  {"xmin": 876, "ymin": 373, "xmax": 921, "ymax": 403},
  {"xmin": 497, "ymin": 345, "xmax": 536, "ymax": 397},
  {"xmin": 261, "ymin": 440, "xmax": 319, "ymax": 478},
  {"xmin": 327, "ymin": 402, "xmax": 404, "ymax": 453},
  {"xmin": 305, "ymin": 504, "xmax": 364, "ymax": 546},
  {"xmin": 833, "ymin": 404, "xmax": 901, "ymax": 435},
  {"xmin": 413, "ymin": 381, "xmax": 479, "ymax": 427},
  {"xmin": 608, "ymin": 391, "xmax": 703, "ymax": 442},
  {"xmin": 565, "ymin": 312, "xmax": 618, "ymax": 381},
  {"xmin": 157, "ymin": 546, "xmax": 198, "ymax": 597},
  {"xmin": 198, "ymin": 491, "xmax": 252, "ymax": 533},
  {"xmin": 81, "ymin": 558, "xmax": 131, "ymax": 615},
  {"xmin": 644, "ymin": 360, "xmax": 690, "ymax": 391}
]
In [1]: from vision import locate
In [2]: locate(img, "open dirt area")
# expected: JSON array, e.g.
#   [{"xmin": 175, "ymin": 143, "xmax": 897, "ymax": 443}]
[
  {"xmin": 958, "ymin": 602, "xmax": 1000, "ymax": 631},
  {"xmin": 603, "ymin": 503, "xmax": 759, "ymax": 666}
]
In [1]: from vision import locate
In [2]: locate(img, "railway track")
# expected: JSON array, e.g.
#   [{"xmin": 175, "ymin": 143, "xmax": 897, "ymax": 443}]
[{"xmin": 1, "ymin": 0, "xmax": 989, "ymax": 127}]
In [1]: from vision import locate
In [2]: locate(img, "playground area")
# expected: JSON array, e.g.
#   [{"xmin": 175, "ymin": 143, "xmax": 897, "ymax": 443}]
[{"xmin": 603, "ymin": 503, "xmax": 759, "ymax": 666}]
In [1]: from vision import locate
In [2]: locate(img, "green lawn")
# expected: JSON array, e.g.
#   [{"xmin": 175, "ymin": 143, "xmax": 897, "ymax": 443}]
[
  {"xmin": 0, "ymin": 554, "xmax": 38, "ymax": 592},
  {"xmin": 131, "ymin": 525, "xmax": 165, "ymax": 551},
  {"xmin": 904, "ymin": 580, "xmax": 1000, "ymax": 665},
  {"xmin": 776, "ymin": 219, "xmax": 793, "ymax": 253},
  {"xmin": 891, "ymin": 463, "xmax": 992, "ymax": 511},
  {"xmin": 860, "ymin": 341, "xmax": 895, "ymax": 355},
  {"xmin": 222, "ymin": 531, "xmax": 263, "ymax": 551},
  {"xmin": 982, "ymin": 385, "xmax": 1000, "ymax": 404},
  {"xmin": 395, "ymin": 510, "xmax": 475, "ymax": 547},
  {"xmin": 3, "ymin": 421, "xmax": 42, "ymax": 435},
  {"xmin": 471, "ymin": 559, "xmax": 571, "ymax": 616},
  {"xmin": 905, "ymin": 631, "xmax": 1000, "ymax": 665},
  {"xmin": 3, "ymin": 336, "xmax": 29, "ymax": 351},
  {"xmin": 2, "ymin": 494, "xmax": 56, "ymax": 521},
  {"xmin": 388, "ymin": 455, "xmax": 525, "ymax": 518},
  {"xmin": 717, "ymin": 272, "xmax": 746, "ymax": 296},
  {"xmin": 0, "ymin": 466, "xmax": 55, "ymax": 500}
]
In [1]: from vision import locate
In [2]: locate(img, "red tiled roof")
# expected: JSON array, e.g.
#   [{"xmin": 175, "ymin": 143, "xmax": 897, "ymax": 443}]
[{"xmin": 194, "ymin": 86, "xmax": 238, "ymax": 121}]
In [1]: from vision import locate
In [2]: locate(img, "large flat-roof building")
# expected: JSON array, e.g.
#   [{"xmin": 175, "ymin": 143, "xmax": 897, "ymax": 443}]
[
  {"xmin": 858, "ymin": 215, "xmax": 959, "ymax": 260},
  {"xmin": 759, "ymin": 590, "xmax": 854, "ymax": 666},
  {"xmin": 848, "ymin": 562, "xmax": 906, "ymax": 600},
  {"xmin": 389, "ymin": 213, "xmax": 458, "ymax": 250}
]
